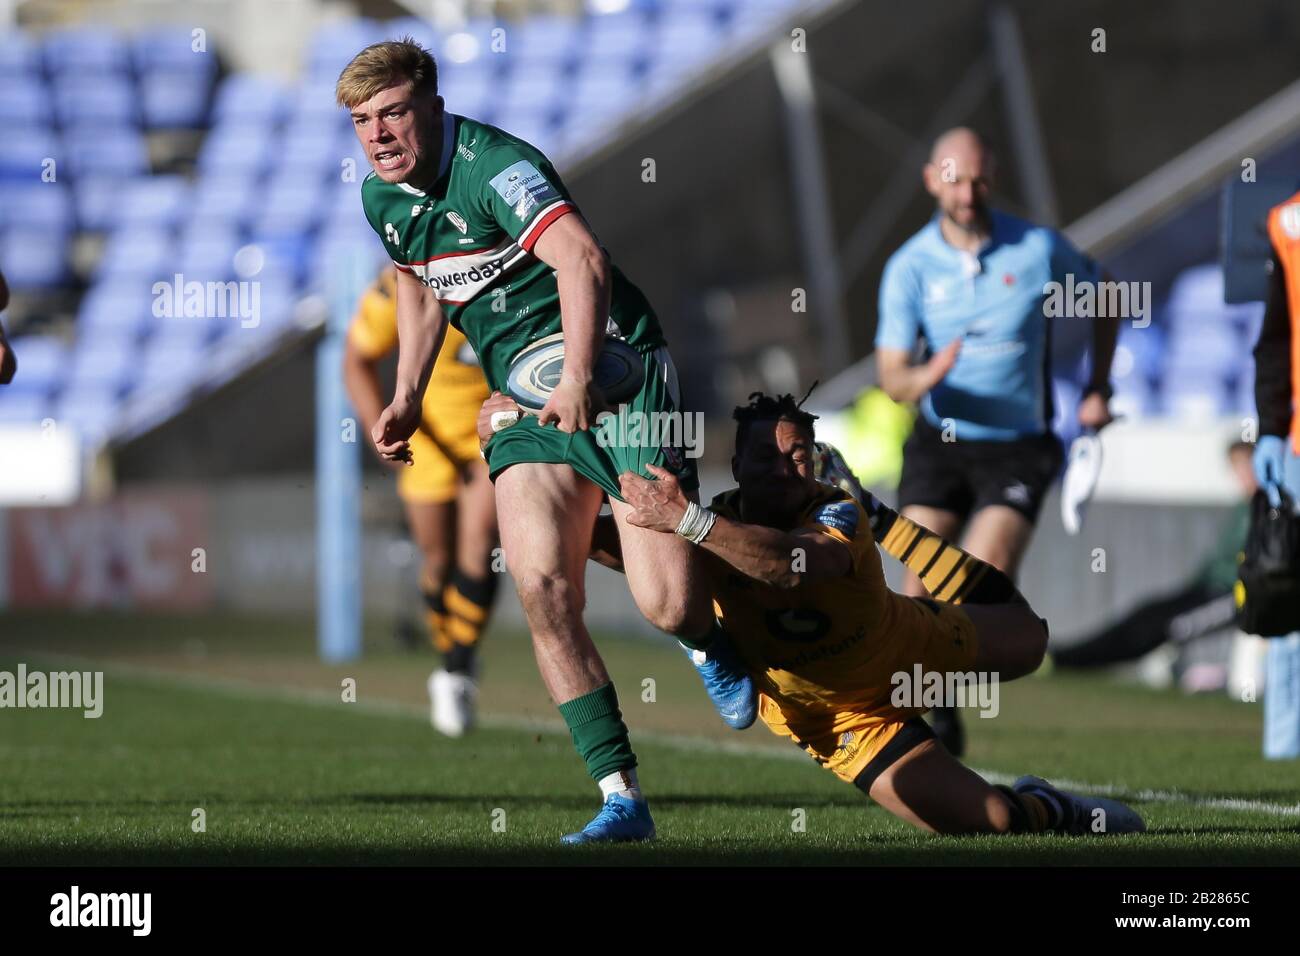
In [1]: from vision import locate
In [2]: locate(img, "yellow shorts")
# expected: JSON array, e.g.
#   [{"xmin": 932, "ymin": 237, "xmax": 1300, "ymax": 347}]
[
  {"xmin": 760, "ymin": 597, "xmax": 980, "ymax": 785},
  {"xmin": 399, "ymin": 395, "xmax": 486, "ymax": 505}
]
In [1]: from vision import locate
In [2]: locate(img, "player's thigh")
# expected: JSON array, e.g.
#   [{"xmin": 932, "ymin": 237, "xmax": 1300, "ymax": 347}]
[
  {"xmin": 455, "ymin": 457, "xmax": 499, "ymax": 576},
  {"xmin": 606, "ymin": 494, "xmax": 713, "ymax": 636},
  {"xmin": 403, "ymin": 498, "xmax": 455, "ymax": 584},
  {"xmin": 961, "ymin": 504, "xmax": 1035, "ymax": 578},
  {"xmin": 963, "ymin": 603, "xmax": 1048, "ymax": 681},
  {"xmin": 868, "ymin": 738, "xmax": 1013, "ymax": 834},
  {"xmin": 899, "ymin": 505, "xmax": 964, "ymax": 597},
  {"xmin": 495, "ymin": 462, "xmax": 604, "ymax": 589}
]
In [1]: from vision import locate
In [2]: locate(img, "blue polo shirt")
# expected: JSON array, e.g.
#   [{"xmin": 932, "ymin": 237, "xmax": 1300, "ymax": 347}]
[{"xmin": 875, "ymin": 209, "xmax": 1100, "ymax": 441}]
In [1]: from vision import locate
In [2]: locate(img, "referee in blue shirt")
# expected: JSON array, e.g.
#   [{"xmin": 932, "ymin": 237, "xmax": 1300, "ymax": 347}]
[{"xmin": 875, "ymin": 128, "xmax": 1119, "ymax": 755}]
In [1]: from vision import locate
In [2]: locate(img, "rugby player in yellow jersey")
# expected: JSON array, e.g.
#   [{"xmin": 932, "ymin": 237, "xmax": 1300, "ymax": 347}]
[
  {"xmin": 344, "ymin": 266, "xmax": 498, "ymax": 736},
  {"xmin": 478, "ymin": 390, "xmax": 1144, "ymax": 836}
]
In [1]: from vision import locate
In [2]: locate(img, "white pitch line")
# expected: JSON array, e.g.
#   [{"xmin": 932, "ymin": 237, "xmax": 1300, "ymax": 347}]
[{"xmin": 17, "ymin": 650, "xmax": 1300, "ymax": 819}]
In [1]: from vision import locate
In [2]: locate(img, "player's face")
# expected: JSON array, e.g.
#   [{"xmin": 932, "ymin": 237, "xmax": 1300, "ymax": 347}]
[
  {"xmin": 925, "ymin": 150, "xmax": 993, "ymax": 230},
  {"xmin": 350, "ymin": 83, "xmax": 442, "ymax": 185},
  {"xmin": 733, "ymin": 419, "xmax": 819, "ymax": 526}
]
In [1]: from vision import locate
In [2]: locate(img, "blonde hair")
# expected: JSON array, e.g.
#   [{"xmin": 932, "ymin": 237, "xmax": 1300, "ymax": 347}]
[{"xmin": 335, "ymin": 36, "xmax": 438, "ymax": 108}]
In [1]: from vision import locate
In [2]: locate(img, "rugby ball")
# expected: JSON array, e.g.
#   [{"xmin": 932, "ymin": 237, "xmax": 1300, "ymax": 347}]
[{"xmin": 505, "ymin": 333, "xmax": 645, "ymax": 412}]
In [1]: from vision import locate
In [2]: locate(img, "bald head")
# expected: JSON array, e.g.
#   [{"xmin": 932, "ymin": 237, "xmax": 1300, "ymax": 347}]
[{"xmin": 924, "ymin": 127, "xmax": 995, "ymax": 236}]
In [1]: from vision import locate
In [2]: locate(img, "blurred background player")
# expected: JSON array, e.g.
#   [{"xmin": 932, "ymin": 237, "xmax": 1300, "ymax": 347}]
[
  {"xmin": 0, "ymin": 270, "xmax": 14, "ymax": 385},
  {"xmin": 874, "ymin": 128, "xmax": 1121, "ymax": 755},
  {"xmin": 1251, "ymin": 188, "xmax": 1300, "ymax": 760},
  {"xmin": 1053, "ymin": 441, "xmax": 1253, "ymax": 674},
  {"xmin": 344, "ymin": 265, "xmax": 498, "ymax": 737}
]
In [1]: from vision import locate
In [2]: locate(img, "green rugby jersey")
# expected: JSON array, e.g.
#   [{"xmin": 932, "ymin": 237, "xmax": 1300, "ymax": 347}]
[{"xmin": 360, "ymin": 112, "xmax": 665, "ymax": 390}]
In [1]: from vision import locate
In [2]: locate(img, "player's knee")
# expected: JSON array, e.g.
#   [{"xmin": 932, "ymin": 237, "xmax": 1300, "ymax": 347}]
[
  {"xmin": 640, "ymin": 599, "xmax": 694, "ymax": 637},
  {"xmin": 514, "ymin": 571, "xmax": 584, "ymax": 624}
]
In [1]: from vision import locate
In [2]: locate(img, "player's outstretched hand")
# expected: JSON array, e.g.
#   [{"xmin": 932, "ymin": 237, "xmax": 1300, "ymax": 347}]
[
  {"xmin": 620, "ymin": 464, "xmax": 688, "ymax": 533},
  {"xmin": 372, "ymin": 396, "xmax": 421, "ymax": 465},
  {"xmin": 1077, "ymin": 391, "xmax": 1115, "ymax": 431},
  {"xmin": 537, "ymin": 378, "xmax": 610, "ymax": 433},
  {"xmin": 477, "ymin": 390, "xmax": 521, "ymax": 450}
]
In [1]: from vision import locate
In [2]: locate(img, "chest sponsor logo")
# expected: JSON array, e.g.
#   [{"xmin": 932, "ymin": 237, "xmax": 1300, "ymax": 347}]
[
  {"xmin": 409, "ymin": 238, "xmax": 525, "ymax": 303},
  {"xmin": 763, "ymin": 608, "xmax": 833, "ymax": 644},
  {"xmin": 447, "ymin": 211, "xmax": 469, "ymax": 234}
]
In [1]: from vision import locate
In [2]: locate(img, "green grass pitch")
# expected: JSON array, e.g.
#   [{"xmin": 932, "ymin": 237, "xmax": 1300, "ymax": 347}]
[{"xmin": 0, "ymin": 610, "xmax": 1298, "ymax": 865}]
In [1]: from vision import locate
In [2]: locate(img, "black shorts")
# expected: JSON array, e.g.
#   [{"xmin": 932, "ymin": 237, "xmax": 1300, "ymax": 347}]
[{"xmin": 897, "ymin": 416, "xmax": 1064, "ymax": 523}]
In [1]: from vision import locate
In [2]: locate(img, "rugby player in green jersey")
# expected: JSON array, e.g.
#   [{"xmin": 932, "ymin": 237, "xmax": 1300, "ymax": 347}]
[{"xmin": 336, "ymin": 37, "xmax": 752, "ymax": 843}]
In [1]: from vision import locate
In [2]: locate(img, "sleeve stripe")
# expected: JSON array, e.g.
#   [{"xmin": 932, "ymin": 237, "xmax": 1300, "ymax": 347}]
[
  {"xmin": 519, "ymin": 200, "xmax": 574, "ymax": 252},
  {"xmin": 394, "ymin": 262, "xmax": 414, "ymax": 273}
]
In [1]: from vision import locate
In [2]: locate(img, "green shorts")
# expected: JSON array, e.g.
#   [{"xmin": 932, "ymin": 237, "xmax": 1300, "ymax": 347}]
[{"xmin": 484, "ymin": 345, "xmax": 699, "ymax": 501}]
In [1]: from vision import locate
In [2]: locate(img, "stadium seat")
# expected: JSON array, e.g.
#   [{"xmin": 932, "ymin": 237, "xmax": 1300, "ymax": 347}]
[
  {"xmin": 135, "ymin": 337, "xmax": 209, "ymax": 392},
  {"xmin": 307, "ymin": 18, "xmax": 387, "ymax": 80},
  {"xmin": 177, "ymin": 227, "xmax": 243, "ymax": 284},
  {"xmin": 281, "ymin": 126, "xmax": 344, "ymax": 184},
  {"xmin": 0, "ymin": 76, "xmax": 50, "ymax": 129},
  {"xmin": 506, "ymin": 15, "xmax": 581, "ymax": 68},
  {"xmin": 116, "ymin": 176, "xmax": 191, "ymax": 231},
  {"xmin": 67, "ymin": 338, "xmax": 137, "ymax": 393},
  {"xmin": 0, "ymin": 131, "xmax": 60, "ymax": 182},
  {"xmin": 439, "ymin": 63, "xmax": 494, "ymax": 119},
  {"xmin": 64, "ymin": 127, "xmax": 148, "ymax": 178},
  {"xmin": 291, "ymin": 79, "xmax": 352, "ymax": 128},
  {"xmin": 140, "ymin": 69, "xmax": 214, "ymax": 129},
  {"xmin": 197, "ymin": 125, "xmax": 274, "ymax": 179},
  {"xmin": 382, "ymin": 16, "xmax": 441, "ymax": 51},
  {"xmin": 42, "ymin": 27, "xmax": 130, "ymax": 75},
  {"xmin": 324, "ymin": 182, "xmax": 372, "ymax": 236},
  {"xmin": 77, "ymin": 279, "xmax": 157, "ymax": 338},
  {"xmin": 130, "ymin": 25, "xmax": 220, "ymax": 75},
  {"xmin": 0, "ymin": 31, "xmax": 41, "ymax": 77},
  {"xmin": 54, "ymin": 75, "xmax": 140, "ymax": 129},
  {"xmin": 583, "ymin": 10, "xmax": 652, "ymax": 65},
  {"xmin": 1, "ymin": 226, "xmax": 71, "ymax": 289},
  {"xmin": 493, "ymin": 109, "xmax": 561, "ymax": 158},
  {"xmin": 95, "ymin": 229, "xmax": 173, "ymax": 282},
  {"xmin": 252, "ymin": 178, "xmax": 327, "ymax": 238},
  {"xmin": 503, "ymin": 64, "xmax": 566, "ymax": 116},
  {"xmin": 0, "ymin": 182, "xmax": 74, "ymax": 230},
  {"xmin": 211, "ymin": 74, "xmax": 290, "ymax": 127},
  {"xmin": 650, "ymin": 9, "xmax": 727, "ymax": 71},
  {"xmin": 0, "ymin": 335, "xmax": 67, "ymax": 399},
  {"xmin": 190, "ymin": 174, "xmax": 259, "ymax": 230},
  {"xmin": 0, "ymin": 390, "xmax": 50, "ymax": 424},
  {"xmin": 53, "ymin": 385, "xmax": 124, "ymax": 443},
  {"xmin": 565, "ymin": 63, "xmax": 640, "ymax": 124},
  {"xmin": 73, "ymin": 175, "xmax": 128, "ymax": 232}
]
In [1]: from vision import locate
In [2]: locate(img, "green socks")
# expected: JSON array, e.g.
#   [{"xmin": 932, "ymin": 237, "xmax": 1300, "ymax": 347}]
[{"xmin": 557, "ymin": 683, "xmax": 637, "ymax": 783}]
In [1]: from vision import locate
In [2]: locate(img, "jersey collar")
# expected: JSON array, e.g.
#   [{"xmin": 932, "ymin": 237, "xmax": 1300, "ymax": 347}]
[{"xmin": 395, "ymin": 111, "xmax": 456, "ymax": 197}]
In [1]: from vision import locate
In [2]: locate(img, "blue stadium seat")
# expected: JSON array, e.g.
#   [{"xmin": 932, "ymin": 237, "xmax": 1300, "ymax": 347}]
[
  {"xmin": 239, "ymin": 235, "xmax": 311, "ymax": 288},
  {"xmin": 65, "ymin": 127, "xmax": 148, "ymax": 178},
  {"xmin": 565, "ymin": 63, "xmax": 640, "ymax": 124},
  {"xmin": 314, "ymin": 233, "xmax": 390, "ymax": 292},
  {"xmin": 0, "ymin": 390, "xmax": 49, "ymax": 424},
  {"xmin": 383, "ymin": 16, "xmax": 441, "ymax": 51},
  {"xmin": 54, "ymin": 75, "xmax": 140, "ymax": 128},
  {"xmin": 54, "ymin": 386, "xmax": 124, "ymax": 442},
  {"xmin": 68, "ymin": 338, "xmax": 136, "ymax": 392},
  {"xmin": 177, "ymin": 227, "xmax": 242, "ymax": 283},
  {"xmin": 135, "ymin": 337, "xmax": 208, "ymax": 391},
  {"xmin": 292, "ymin": 78, "xmax": 352, "ymax": 128},
  {"xmin": 0, "ymin": 130, "xmax": 60, "ymax": 182},
  {"xmin": 197, "ymin": 125, "xmax": 273, "ymax": 179},
  {"xmin": 307, "ymin": 18, "xmax": 386, "ymax": 80},
  {"xmin": 439, "ymin": 63, "xmax": 494, "ymax": 118},
  {"xmin": 95, "ymin": 228, "xmax": 172, "ymax": 282},
  {"xmin": 493, "ymin": 109, "xmax": 561, "ymax": 158},
  {"xmin": 0, "ymin": 335, "xmax": 67, "ymax": 398},
  {"xmin": 281, "ymin": 126, "xmax": 345, "ymax": 183},
  {"xmin": 650, "ymin": 9, "xmax": 726, "ymax": 70},
  {"xmin": 0, "ymin": 182, "xmax": 74, "ymax": 230},
  {"xmin": 116, "ymin": 176, "xmax": 191, "ymax": 231},
  {"xmin": 211, "ymin": 74, "xmax": 290, "ymax": 127},
  {"xmin": 0, "ymin": 31, "xmax": 41, "ymax": 77},
  {"xmin": 252, "ymin": 179, "xmax": 326, "ymax": 238},
  {"xmin": 506, "ymin": 15, "xmax": 581, "ymax": 68},
  {"xmin": 43, "ymin": 27, "xmax": 130, "ymax": 75},
  {"xmin": 582, "ymin": 10, "xmax": 652, "ymax": 65},
  {"xmin": 0, "ymin": 76, "xmax": 50, "ymax": 129},
  {"xmin": 190, "ymin": 174, "xmax": 258, "ymax": 229},
  {"xmin": 77, "ymin": 279, "xmax": 156, "ymax": 337},
  {"xmin": 1, "ymin": 226, "xmax": 71, "ymax": 289},
  {"xmin": 140, "ymin": 69, "xmax": 213, "ymax": 128},
  {"xmin": 74, "ymin": 175, "xmax": 128, "ymax": 232},
  {"xmin": 503, "ymin": 64, "xmax": 566, "ymax": 116},
  {"xmin": 130, "ymin": 25, "xmax": 219, "ymax": 74}
]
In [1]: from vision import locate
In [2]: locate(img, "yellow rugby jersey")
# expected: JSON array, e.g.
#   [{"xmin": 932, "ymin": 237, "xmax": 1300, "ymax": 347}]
[
  {"xmin": 707, "ymin": 484, "xmax": 920, "ymax": 716},
  {"xmin": 347, "ymin": 268, "xmax": 490, "ymax": 403}
]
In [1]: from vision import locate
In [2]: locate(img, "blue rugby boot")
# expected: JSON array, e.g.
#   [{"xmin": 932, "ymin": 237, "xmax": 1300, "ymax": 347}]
[
  {"xmin": 682, "ymin": 630, "xmax": 757, "ymax": 730},
  {"xmin": 560, "ymin": 793, "xmax": 656, "ymax": 845}
]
